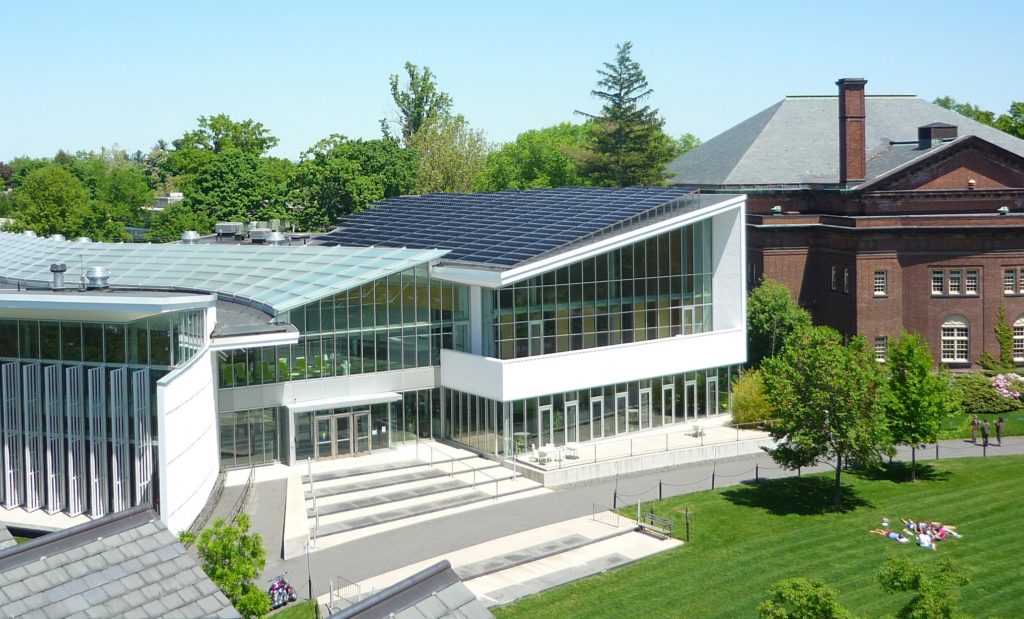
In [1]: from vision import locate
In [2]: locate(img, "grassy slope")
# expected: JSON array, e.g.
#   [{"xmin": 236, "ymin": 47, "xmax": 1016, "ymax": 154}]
[
  {"xmin": 943, "ymin": 411, "xmax": 1024, "ymax": 440},
  {"xmin": 494, "ymin": 456, "xmax": 1024, "ymax": 619}
]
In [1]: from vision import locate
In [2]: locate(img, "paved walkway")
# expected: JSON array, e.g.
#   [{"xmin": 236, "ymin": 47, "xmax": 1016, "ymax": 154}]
[{"xmin": 253, "ymin": 435, "xmax": 1023, "ymax": 602}]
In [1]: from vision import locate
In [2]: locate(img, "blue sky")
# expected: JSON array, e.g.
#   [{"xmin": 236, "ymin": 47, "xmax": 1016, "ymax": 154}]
[{"xmin": 3, "ymin": 0, "xmax": 1022, "ymax": 161}]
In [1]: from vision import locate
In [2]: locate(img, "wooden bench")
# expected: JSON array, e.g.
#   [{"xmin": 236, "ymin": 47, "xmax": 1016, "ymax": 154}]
[{"xmin": 637, "ymin": 512, "xmax": 674, "ymax": 540}]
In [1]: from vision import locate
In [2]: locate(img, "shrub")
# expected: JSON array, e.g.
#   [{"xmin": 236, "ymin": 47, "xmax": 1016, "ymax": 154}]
[
  {"xmin": 953, "ymin": 372, "xmax": 1024, "ymax": 416},
  {"xmin": 731, "ymin": 368, "xmax": 774, "ymax": 425}
]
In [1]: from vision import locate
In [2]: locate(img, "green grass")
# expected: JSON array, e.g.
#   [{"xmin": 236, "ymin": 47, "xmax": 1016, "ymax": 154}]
[
  {"xmin": 493, "ymin": 456, "xmax": 1024, "ymax": 619},
  {"xmin": 270, "ymin": 599, "xmax": 316, "ymax": 618}
]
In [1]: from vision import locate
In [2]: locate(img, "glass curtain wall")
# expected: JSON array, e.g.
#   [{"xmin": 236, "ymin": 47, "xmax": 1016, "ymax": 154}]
[
  {"xmin": 0, "ymin": 309, "xmax": 205, "ymax": 518},
  {"xmin": 491, "ymin": 220, "xmax": 713, "ymax": 359},
  {"xmin": 218, "ymin": 266, "xmax": 468, "ymax": 387},
  {"xmin": 442, "ymin": 365, "xmax": 739, "ymax": 456}
]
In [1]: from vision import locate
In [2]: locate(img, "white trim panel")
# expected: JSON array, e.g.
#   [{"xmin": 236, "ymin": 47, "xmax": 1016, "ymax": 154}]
[
  {"xmin": 440, "ymin": 329, "xmax": 746, "ymax": 401},
  {"xmin": 285, "ymin": 392, "xmax": 402, "ymax": 414}
]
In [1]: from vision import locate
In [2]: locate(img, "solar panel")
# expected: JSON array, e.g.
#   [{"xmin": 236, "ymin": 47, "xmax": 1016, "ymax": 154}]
[{"xmin": 316, "ymin": 186, "xmax": 700, "ymax": 267}]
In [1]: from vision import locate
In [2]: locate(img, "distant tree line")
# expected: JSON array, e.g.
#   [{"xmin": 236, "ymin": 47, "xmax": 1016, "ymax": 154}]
[{"xmin": 0, "ymin": 42, "xmax": 700, "ymax": 242}]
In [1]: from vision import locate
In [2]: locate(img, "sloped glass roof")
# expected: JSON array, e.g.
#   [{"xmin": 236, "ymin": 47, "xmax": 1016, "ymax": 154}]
[{"xmin": 0, "ymin": 233, "xmax": 446, "ymax": 315}]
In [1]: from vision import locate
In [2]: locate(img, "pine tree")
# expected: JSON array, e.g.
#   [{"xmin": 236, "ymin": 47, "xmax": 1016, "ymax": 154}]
[{"xmin": 577, "ymin": 42, "xmax": 676, "ymax": 186}]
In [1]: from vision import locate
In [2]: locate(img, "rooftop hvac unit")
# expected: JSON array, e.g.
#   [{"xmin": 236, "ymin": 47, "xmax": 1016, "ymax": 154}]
[
  {"xmin": 181, "ymin": 230, "xmax": 200, "ymax": 244},
  {"xmin": 249, "ymin": 228, "xmax": 272, "ymax": 243},
  {"xmin": 215, "ymin": 222, "xmax": 244, "ymax": 235}
]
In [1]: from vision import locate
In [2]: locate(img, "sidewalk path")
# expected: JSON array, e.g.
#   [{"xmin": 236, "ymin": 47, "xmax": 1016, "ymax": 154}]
[{"xmin": 258, "ymin": 436, "xmax": 1023, "ymax": 598}]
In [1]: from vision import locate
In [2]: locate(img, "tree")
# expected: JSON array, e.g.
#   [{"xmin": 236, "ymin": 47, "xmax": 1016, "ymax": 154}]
[
  {"xmin": 576, "ymin": 41, "xmax": 676, "ymax": 186},
  {"xmin": 407, "ymin": 114, "xmax": 491, "ymax": 194},
  {"xmin": 0, "ymin": 161, "xmax": 12, "ymax": 188},
  {"xmin": 381, "ymin": 62, "xmax": 453, "ymax": 146},
  {"xmin": 995, "ymin": 101, "xmax": 1024, "ymax": 139},
  {"xmin": 757, "ymin": 577, "xmax": 854, "ymax": 619},
  {"xmin": 673, "ymin": 132, "xmax": 702, "ymax": 157},
  {"xmin": 730, "ymin": 368, "xmax": 774, "ymax": 425},
  {"xmin": 762, "ymin": 326, "xmax": 891, "ymax": 508},
  {"xmin": 7, "ymin": 164, "xmax": 91, "ymax": 237},
  {"xmin": 475, "ymin": 123, "xmax": 590, "ymax": 191},
  {"xmin": 934, "ymin": 96, "xmax": 1024, "ymax": 139},
  {"xmin": 876, "ymin": 556, "xmax": 969, "ymax": 619},
  {"xmin": 288, "ymin": 135, "xmax": 419, "ymax": 229},
  {"xmin": 179, "ymin": 513, "xmax": 270, "ymax": 619},
  {"xmin": 181, "ymin": 149, "xmax": 277, "ymax": 225},
  {"xmin": 146, "ymin": 200, "xmax": 213, "ymax": 243},
  {"xmin": 881, "ymin": 331, "xmax": 959, "ymax": 481},
  {"xmin": 174, "ymin": 114, "xmax": 279, "ymax": 157},
  {"xmin": 747, "ymin": 277, "xmax": 812, "ymax": 367}
]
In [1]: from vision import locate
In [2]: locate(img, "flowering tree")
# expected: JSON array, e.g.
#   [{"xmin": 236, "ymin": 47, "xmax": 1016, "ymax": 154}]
[{"xmin": 991, "ymin": 373, "xmax": 1024, "ymax": 399}]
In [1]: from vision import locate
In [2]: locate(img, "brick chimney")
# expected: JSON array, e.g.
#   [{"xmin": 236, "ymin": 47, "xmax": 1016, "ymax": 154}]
[{"xmin": 837, "ymin": 78, "xmax": 867, "ymax": 187}]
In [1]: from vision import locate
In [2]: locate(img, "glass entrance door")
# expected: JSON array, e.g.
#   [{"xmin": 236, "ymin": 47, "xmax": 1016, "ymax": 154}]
[
  {"xmin": 662, "ymin": 384, "xmax": 675, "ymax": 425},
  {"xmin": 354, "ymin": 412, "xmax": 371, "ymax": 454},
  {"xmin": 315, "ymin": 418, "xmax": 333, "ymax": 460},
  {"xmin": 706, "ymin": 378, "xmax": 719, "ymax": 417},
  {"xmin": 538, "ymin": 405, "xmax": 554, "ymax": 446},
  {"xmin": 615, "ymin": 393, "xmax": 628, "ymax": 435},
  {"xmin": 639, "ymin": 389, "xmax": 652, "ymax": 430},
  {"xmin": 334, "ymin": 415, "xmax": 351, "ymax": 456},
  {"xmin": 684, "ymin": 381, "xmax": 698, "ymax": 420},
  {"xmin": 565, "ymin": 401, "xmax": 579, "ymax": 444}
]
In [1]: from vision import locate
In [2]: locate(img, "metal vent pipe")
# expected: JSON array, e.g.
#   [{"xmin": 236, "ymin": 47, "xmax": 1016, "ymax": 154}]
[
  {"xmin": 50, "ymin": 263, "xmax": 67, "ymax": 290},
  {"xmin": 85, "ymin": 267, "xmax": 110, "ymax": 289}
]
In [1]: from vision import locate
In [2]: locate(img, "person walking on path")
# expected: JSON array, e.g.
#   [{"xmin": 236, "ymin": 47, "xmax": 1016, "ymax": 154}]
[
  {"xmin": 981, "ymin": 420, "xmax": 991, "ymax": 447},
  {"xmin": 996, "ymin": 417, "xmax": 1004, "ymax": 446},
  {"xmin": 971, "ymin": 415, "xmax": 980, "ymax": 444}
]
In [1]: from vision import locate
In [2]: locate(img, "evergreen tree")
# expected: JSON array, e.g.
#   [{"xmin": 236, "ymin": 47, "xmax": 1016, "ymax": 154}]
[{"xmin": 576, "ymin": 42, "xmax": 676, "ymax": 186}]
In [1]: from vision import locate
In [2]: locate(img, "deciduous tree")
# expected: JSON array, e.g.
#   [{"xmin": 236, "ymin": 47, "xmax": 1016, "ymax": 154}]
[
  {"xmin": 407, "ymin": 114, "xmax": 491, "ymax": 194},
  {"xmin": 881, "ymin": 331, "xmax": 959, "ymax": 481},
  {"xmin": 757, "ymin": 577, "xmax": 854, "ymax": 619},
  {"xmin": 179, "ymin": 513, "xmax": 269, "ymax": 619},
  {"xmin": 762, "ymin": 326, "xmax": 891, "ymax": 508},
  {"xmin": 7, "ymin": 164, "xmax": 91, "ymax": 237},
  {"xmin": 381, "ymin": 62, "xmax": 453, "ymax": 146},
  {"xmin": 747, "ymin": 277, "xmax": 812, "ymax": 367},
  {"xmin": 730, "ymin": 368, "xmax": 774, "ymax": 426},
  {"xmin": 576, "ymin": 41, "xmax": 676, "ymax": 186},
  {"xmin": 476, "ymin": 123, "xmax": 590, "ymax": 191}
]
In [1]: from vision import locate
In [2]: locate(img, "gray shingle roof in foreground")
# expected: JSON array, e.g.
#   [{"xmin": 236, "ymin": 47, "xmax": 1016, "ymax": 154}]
[
  {"xmin": 328, "ymin": 560, "xmax": 492, "ymax": 619},
  {"xmin": 668, "ymin": 95, "xmax": 1024, "ymax": 187},
  {"xmin": 0, "ymin": 505, "xmax": 239, "ymax": 619}
]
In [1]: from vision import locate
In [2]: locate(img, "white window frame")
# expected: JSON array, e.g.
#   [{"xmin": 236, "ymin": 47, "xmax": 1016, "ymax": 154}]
[
  {"xmin": 932, "ymin": 270, "xmax": 945, "ymax": 295},
  {"xmin": 940, "ymin": 316, "xmax": 969, "ymax": 363},
  {"xmin": 830, "ymin": 266, "xmax": 838, "ymax": 292},
  {"xmin": 843, "ymin": 267, "xmax": 850, "ymax": 294},
  {"xmin": 873, "ymin": 270, "xmax": 887, "ymax": 297},
  {"xmin": 1005, "ymin": 268, "xmax": 1017, "ymax": 295},
  {"xmin": 874, "ymin": 337, "xmax": 887, "ymax": 362},
  {"xmin": 965, "ymin": 270, "xmax": 978, "ymax": 296},
  {"xmin": 1014, "ymin": 318, "xmax": 1024, "ymax": 363},
  {"xmin": 948, "ymin": 270, "xmax": 961, "ymax": 295}
]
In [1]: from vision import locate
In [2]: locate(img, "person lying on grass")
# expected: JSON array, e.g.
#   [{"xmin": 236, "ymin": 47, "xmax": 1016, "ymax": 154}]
[
  {"xmin": 870, "ymin": 528, "xmax": 910, "ymax": 543},
  {"xmin": 900, "ymin": 518, "xmax": 962, "ymax": 540}
]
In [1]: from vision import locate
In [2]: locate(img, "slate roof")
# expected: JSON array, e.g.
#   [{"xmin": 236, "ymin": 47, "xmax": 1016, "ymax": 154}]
[
  {"xmin": 0, "ymin": 505, "xmax": 239, "ymax": 619},
  {"xmin": 667, "ymin": 95, "xmax": 1024, "ymax": 187},
  {"xmin": 327, "ymin": 560, "xmax": 492, "ymax": 619},
  {"xmin": 0, "ymin": 527, "xmax": 16, "ymax": 551}
]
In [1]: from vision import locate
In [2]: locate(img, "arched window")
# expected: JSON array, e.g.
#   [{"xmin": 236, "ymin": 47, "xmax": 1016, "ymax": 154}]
[
  {"xmin": 1014, "ymin": 317, "xmax": 1024, "ymax": 362},
  {"xmin": 940, "ymin": 316, "xmax": 969, "ymax": 362}
]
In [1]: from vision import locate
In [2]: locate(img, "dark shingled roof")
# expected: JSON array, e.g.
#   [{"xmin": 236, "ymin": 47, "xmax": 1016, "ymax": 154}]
[
  {"xmin": 327, "ymin": 560, "xmax": 492, "ymax": 619},
  {"xmin": 668, "ymin": 95, "xmax": 1024, "ymax": 187},
  {"xmin": 0, "ymin": 505, "xmax": 239, "ymax": 619}
]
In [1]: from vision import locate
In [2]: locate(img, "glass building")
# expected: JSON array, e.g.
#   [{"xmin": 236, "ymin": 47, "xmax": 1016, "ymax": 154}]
[{"xmin": 0, "ymin": 186, "xmax": 747, "ymax": 531}]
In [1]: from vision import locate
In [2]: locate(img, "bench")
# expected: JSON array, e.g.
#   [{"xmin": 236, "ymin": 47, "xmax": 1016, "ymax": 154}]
[{"xmin": 637, "ymin": 512, "xmax": 674, "ymax": 540}]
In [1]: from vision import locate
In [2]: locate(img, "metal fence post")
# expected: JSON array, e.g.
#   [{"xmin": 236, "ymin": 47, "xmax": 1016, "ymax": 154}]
[
  {"xmin": 659, "ymin": 480, "xmax": 663, "ymax": 501},
  {"xmin": 711, "ymin": 470, "xmax": 715, "ymax": 489},
  {"xmin": 613, "ymin": 489, "xmax": 618, "ymax": 510},
  {"xmin": 685, "ymin": 508, "xmax": 691, "ymax": 543},
  {"xmin": 935, "ymin": 443, "xmax": 939, "ymax": 460},
  {"xmin": 755, "ymin": 464, "xmax": 759, "ymax": 483}
]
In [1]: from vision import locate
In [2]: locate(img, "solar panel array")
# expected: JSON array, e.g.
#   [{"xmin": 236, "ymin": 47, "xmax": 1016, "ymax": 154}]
[
  {"xmin": 317, "ymin": 186, "xmax": 700, "ymax": 267},
  {"xmin": 0, "ymin": 233, "xmax": 447, "ymax": 315}
]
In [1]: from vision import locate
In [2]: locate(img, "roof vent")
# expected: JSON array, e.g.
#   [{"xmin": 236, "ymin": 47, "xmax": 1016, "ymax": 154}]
[
  {"xmin": 181, "ymin": 230, "xmax": 200, "ymax": 245},
  {"xmin": 50, "ymin": 263, "xmax": 67, "ymax": 290},
  {"xmin": 997, "ymin": 206, "xmax": 1010, "ymax": 215},
  {"xmin": 770, "ymin": 205, "xmax": 783, "ymax": 215},
  {"xmin": 75, "ymin": 236, "xmax": 92, "ymax": 243},
  {"xmin": 50, "ymin": 233, "xmax": 66, "ymax": 241},
  {"xmin": 85, "ymin": 267, "xmax": 110, "ymax": 289},
  {"xmin": 215, "ymin": 222, "xmax": 244, "ymax": 238},
  {"xmin": 266, "ymin": 231, "xmax": 286, "ymax": 246},
  {"xmin": 22, "ymin": 230, "xmax": 37, "ymax": 237},
  {"xmin": 249, "ymin": 227, "xmax": 271, "ymax": 244}
]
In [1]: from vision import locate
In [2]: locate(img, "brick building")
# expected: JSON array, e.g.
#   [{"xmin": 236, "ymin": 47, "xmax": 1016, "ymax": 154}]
[{"xmin": 669, "ymin": 78, "xmax": 1024, "ymax": 368}]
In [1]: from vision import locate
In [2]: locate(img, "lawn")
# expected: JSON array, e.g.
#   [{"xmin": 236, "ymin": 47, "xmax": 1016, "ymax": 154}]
[
  {"xmin": 493, "ymin": 456, "xmax": 1024, "ymax": 618},
  {"xmin": 942, "ymin": 411, "xmax": 1024, "ymax": 441},
  {"xmin": 270, "ymin": 599, "xmax": 316, "ymax": 618}
]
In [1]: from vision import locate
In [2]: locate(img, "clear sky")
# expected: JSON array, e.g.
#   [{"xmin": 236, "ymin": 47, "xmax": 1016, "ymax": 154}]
[{"xmin": 3, "ymin": 0, "xmax": 1022, "ymax": 161}]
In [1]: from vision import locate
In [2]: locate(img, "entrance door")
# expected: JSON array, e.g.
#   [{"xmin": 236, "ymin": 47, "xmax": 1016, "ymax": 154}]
[
  {"xmin": 615, "ymin": 392, "xmax": 628, "ymax": 435},
  {"xmin": 353, "ymin": 412, "xmax": 371, "ymax": 455},
  {"xmin": 314, "ymin": 418, "xmax": 333, "ymax": 460},
  {"xmin": 538, "ymin": 404, "xmax": 554, "ymax": 446},
  {"xmin": 565, "ymin": 401, "xmax": 579, "ymax": 443},
  {"xmin": 639, "ymin": 389, "xmax": 652, "ymax": 430},
  {"xmin": 706, "ymin": 378, "xmax": 719, "ymax": 417},
  {"xmin": 662, "ymin": 384, "xmax": 675, "ymax": 426},
  {"xmin": 334, "ymin": 415, "xmax": 351, "ymax": 456},
  {"xmin": 684, "ymin": 381, "xmax": 698, "ymax": 421}
]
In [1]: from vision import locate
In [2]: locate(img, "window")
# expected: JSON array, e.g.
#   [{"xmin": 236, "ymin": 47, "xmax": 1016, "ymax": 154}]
[
  {"xmin": 940, "ymin": 316, "xmax": 969, "ymax": 362},
  {"xmin": 831, "ymin": 266, "xmax": 838, "ymax": 292},
  {"xmin": 1019, "ymin": 269, "xmax": 1024, "ymax": 294},
  {"xmin": 932, "ymin": 270, "xmax": 944, "ymax": 295},
  {"xmin": 1005, "ymin": 268, "xmax": 1017, "ymax": 294},
  {"xmin": 843, "ymin": 268, "xmax": 850, "ymax": 294},
  {"xmin": 874, "ymin": 337, "xmax": 887, "ymax": 362},
  {"xmin": 874, "ymin": 271, "xmax": 888, "ymax": 297},
  {"xmin": 965, "ymin": 270, "xmax": 978, "ymax": 295},
  {"xmin": 1015, "ymin": 317, "xmax": 1024, "ymax": 362},
  {"xmin": 948, "ymin": 270, "xmax": 961, "ymax": 295}
]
